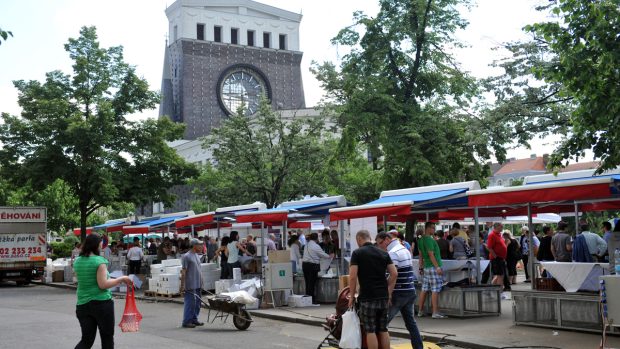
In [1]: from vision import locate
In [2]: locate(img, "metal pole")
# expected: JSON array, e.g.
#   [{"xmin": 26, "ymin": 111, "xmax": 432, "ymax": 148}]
[
  {"xmin": 426, "ymin": 212, "xmax": 429, "ymax": 222},
  {"xmin": 340, "ymin": 220, "xmax": 347, "ymax": 275},
  {"xmin": 474, "ymin": 207, "xmax": 481, "ymax": 285},
  {"xmin": 261, "ymin": 222, "xmax": 266, "ymax": 262},
  {"xmin": 527, "ymin": 202, "xmax": 535, "ymax": 290},
  {"xmin": 574, "ymin": 202, "xmax": 580, "ymax": 235},
  {"xmin": 383, "ymin": 215, "xmax": 388, "ymax": 232},
  {"xmin": 282, "ymin": 220, "xmax": 287, "ymax": 250},
  {"xmin": 217, "ymin": 220, "xmax": 221, "ymax": 240}
]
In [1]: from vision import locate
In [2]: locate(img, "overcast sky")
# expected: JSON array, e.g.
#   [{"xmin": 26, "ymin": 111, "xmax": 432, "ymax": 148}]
[{"xmin": 1, "ymin": 0, "xmax": 578, "ymax": 161}]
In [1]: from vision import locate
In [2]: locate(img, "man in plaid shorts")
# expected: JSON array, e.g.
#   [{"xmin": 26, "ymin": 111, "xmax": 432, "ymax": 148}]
[
  {"xmin": 349, "ymin": 230, "xmax": 397, "ymax": 349},
  {"xmin": 416, "ymin": 222, "xmax": 447, "ymax": 319}
]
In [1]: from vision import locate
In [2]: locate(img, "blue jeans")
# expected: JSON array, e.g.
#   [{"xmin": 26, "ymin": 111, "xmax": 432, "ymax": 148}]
[
  {"xmin": 183, "ymin": 289, "xmax": 201, "ymax": 325},
  {"xmin": 387, "ymin": 291, "xmax": 423, "ymax": 349}
]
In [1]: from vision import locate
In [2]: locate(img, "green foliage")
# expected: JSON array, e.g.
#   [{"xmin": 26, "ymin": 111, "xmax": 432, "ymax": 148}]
[
  {"xmin": 4, "ymin": 179, "xmax": 81, "ymax": 234},
  {"xmin": 50, "ymin": 241, "xmax": 74, "ymax": 259},
  {"xmin": 312, "ymin": 0, "xmax": 490, "ymax": 190},
  {"xmin": 484, "ymin": 0, "xmax": 620, "ymax": 172},
  {"xmin": 323, "ymin": 141, "xmax": 383, "ymax": 205},
  {"xmin": 195, "ymin": 97, "xmax": 330, "ymax": 208},
  {"xmin": 510, "ymin": 178, "xmax": 524, "ymax": 187},
  {"xmin": 0, "ymin": 26, "xmax": 197, "ymax": 241},
  {"xmin": 0, "ymin": 27, "xmax": 12, "ymax": 45},
  {"xmin": 63, "ymin": 235, "xmax": 79, "ymax": 245}
]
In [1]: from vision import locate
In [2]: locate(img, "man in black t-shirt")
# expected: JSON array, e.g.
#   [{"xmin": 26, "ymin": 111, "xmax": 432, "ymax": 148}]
[{"xmin": 349, "ymin": 230, "xmax": 397, "ymax": 349}]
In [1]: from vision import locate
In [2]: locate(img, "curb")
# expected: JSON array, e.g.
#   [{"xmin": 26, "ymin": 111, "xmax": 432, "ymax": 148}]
[
  {"xmin": 245, "ymin": 310, "xmax": 500, "ymax": 349},
  {"xmin": 34, "ymin": 282, "xmax": 499, "ymax": 349}
]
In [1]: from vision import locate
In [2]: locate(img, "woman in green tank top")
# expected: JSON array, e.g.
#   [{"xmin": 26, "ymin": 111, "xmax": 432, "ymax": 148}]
[{"xmin": 74, "ymin": 233, "xmax": 132, "ymax": 349}]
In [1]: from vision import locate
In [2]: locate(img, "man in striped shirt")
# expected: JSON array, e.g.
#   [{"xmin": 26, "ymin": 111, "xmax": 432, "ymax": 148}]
[{"xmin": 376, "ymin": 232, "xmax": 424, "ymax": 349}]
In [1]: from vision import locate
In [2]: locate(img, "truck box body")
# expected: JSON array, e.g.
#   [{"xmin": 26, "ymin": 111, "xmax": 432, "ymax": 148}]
[{"xmin": 0, "ymin": 207, "xmax": 47, "ymax": 284}]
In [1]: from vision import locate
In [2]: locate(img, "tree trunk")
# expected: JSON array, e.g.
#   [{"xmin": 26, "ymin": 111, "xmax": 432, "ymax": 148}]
[
  {"xmin": 405, "ymin": 217, "xmax": 417, "ymax": 244},
  {"xmin": 79, "ymin": 201, "xmax": 88, "ymax": 243}
]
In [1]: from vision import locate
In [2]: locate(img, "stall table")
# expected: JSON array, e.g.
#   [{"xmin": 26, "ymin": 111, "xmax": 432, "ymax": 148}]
[
  {"xmin": 540, "ymin": 261, "xmax": 609, "ymax": 292},
  {"xmin": 293, "ymin": 275, "xmax": 339, "ymax": 304},
  {"xmin": 416, "ymin": 284, "xmax": 501, "ymax": 318},
  {"xmin": 412, "ymin": 259, "xmax": 490, "ymax": 283}
]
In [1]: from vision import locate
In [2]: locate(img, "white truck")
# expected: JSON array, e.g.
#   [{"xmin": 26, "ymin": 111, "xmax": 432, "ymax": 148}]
[{"xmin": 0, "ymin": 207, "xmax": 47, "ymax": 285}]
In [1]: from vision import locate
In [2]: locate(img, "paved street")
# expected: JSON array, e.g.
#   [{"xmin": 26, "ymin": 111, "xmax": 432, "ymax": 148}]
[{"xmin": 0, "ymin": 283, "xmax": 462, "ymax": 349}]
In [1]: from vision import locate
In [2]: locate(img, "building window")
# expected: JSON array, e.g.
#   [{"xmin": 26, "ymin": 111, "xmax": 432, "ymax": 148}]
[
  {"xmin": 247, "ymin": 30, "xmax": 255, "ymax": 46},
  {"xmin": 263, "ymin": 32, "xmax": 271, "ymax": 48},
  {"xmin": 279, "ymin": 34, "xmax": 287, "ymax": 50},
  {"xmin": 214, "ymin": 26, "xmax": 222, "ymax": 42},
  {"xmin": 497, "ymin": 179, "xmax": 503, "ymax": 186},
  {"xmin": 197, "ymin": 23, "xmax": 205, "ymax": 40},
  {"xmin": 231, "ymin": 28, "xmax": 239, "ymax": 45}
]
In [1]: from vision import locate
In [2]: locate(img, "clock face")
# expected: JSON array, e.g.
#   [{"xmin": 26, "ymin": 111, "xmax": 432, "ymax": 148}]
[{"xmin": 217, "ymin": 65, "xmax": 270, "ymax": 116}]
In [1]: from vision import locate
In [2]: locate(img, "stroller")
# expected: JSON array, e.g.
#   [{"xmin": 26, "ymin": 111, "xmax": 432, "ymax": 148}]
[{"xmin": 318, "ymin": 286, "xmax": 367, "ymax": 349}]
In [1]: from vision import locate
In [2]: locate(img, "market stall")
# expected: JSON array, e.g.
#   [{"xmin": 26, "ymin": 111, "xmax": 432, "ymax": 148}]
[
  {"xmin": 465, "ymin": 171, "xmax": 620, "ymax": 332},
  {"xmin": 234, "ymin": 196, "xmax": 347, "ymax": 304},
  {"xmin": 329, "ymin": 181, "xmax": 504, "ymax": 317}
]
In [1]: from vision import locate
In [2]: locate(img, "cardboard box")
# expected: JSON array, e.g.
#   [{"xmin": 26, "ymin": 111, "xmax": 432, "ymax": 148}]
[
  {"xmin": 268, "ymin": 250, "xmax": 289, "ymax": 264},
  {"xmin": 339, "ymin": 275, "xmax": 349, "ymax": 291},
  {"xmin": 52, "ymin": 270, "xmax": 64, "ymax": 282}
]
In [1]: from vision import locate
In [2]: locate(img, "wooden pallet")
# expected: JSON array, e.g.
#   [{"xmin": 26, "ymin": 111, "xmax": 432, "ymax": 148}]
[
  {"xmin": 143, "ymin": 290, "xmax": 157, "ymax": 297},
  {"xmin": 156, "ymin": 292, "xmax": 181, "ymax": 298}
]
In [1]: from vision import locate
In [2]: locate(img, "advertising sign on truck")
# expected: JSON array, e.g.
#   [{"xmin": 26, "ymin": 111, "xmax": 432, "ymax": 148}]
[
  {"xmin": 0, "ymin": 233, "xmax": 47, "ymax": 262},
  {"xmin": 0, "ymin": 207, "xmax": 47, "ymax": 285}
]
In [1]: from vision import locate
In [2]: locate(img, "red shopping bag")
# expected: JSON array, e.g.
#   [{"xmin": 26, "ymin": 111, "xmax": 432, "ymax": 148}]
[{"xmin": 119, "ymin": 285, "xmax": 142, "ymax": 332}]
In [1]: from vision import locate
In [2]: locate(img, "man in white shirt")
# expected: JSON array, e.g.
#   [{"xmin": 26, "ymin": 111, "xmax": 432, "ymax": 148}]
[
  {"xmin": 580, "ymin": 223, "xmax": 607, "ymax": 262},
  {"xmin": 127, "ymin": 237, "xmax": 144, "ymax": 275}
]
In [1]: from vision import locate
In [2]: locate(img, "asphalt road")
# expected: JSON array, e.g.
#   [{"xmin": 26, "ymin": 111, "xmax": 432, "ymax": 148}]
[{"xmin": 0, "ymin": 283, "xmax": 462, "ymax": 349}]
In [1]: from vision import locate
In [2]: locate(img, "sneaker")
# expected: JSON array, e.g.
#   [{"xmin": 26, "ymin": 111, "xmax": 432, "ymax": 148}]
[
  {"xmin": 182, "ymin": 323, "xmax": 196, "ymax": 328},
  {"xmin": 417, "ymin": 312, "xmax": 425, "ymax": 318},
  {"xmin": 193, "ymin": 321, "xmax": 204, "ymax": 326},
  {"xmin": 432, "ymin": 313, "xmax": 447, "ymax": 319}
]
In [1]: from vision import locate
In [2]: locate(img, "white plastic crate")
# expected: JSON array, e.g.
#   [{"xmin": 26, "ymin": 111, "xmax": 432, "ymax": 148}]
[
  {"xmin": 201, "ymin": 263, "xmax": 217, "ymax": 271},
  {"xmin": 161, "ymin": 259, "xmax": 181, "ymax": 267},
  {"xmin": 165, "ymin": 266, "xmax": 182, "ymax": 275}
]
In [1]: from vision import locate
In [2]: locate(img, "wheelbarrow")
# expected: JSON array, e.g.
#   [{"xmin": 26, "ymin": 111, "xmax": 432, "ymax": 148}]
[{"xmin": 192, "ymin": 290, "xmax": 253, "ymax": 330}]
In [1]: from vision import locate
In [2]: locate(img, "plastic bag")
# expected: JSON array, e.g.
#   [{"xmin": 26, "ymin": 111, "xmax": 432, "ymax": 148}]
[
  {"xmin": 221, "ymin": 290, "xmax": 258, "ymax": 305},
  {"xmin": 119, "ymin": 285, "xmax": 142, "ymax": 332},
  {"xmin": 339, "ymin": 309, "xmax": 361, "ymax": 349}
]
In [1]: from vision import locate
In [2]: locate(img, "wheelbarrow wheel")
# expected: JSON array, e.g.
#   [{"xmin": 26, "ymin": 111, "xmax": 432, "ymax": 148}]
[{"xmin": 233, "ymin": 309, "xmax": 251, "ymax": 330}]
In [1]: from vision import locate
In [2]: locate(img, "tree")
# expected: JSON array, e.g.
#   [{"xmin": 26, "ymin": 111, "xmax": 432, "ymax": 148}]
[
  {"xmin": 0, "ymin": 26, "xmax": 197, "ymax": 240},
  {"xmin": 5, "ymin": 180, "xmax": 82, "ymax": 235},
  {"xmin": 323, "ymin": 140, "xmax": 384, "ymax": 205},
  {"xmin": 312, "ymin": 0, "xmax": 491, "ymax": 191},
  {"xmin": 0, "ymin": 27, "xmax": 12, "ymax": 45},
  {"xmin": 195, "ymin": 97, "xmax": 330, "ymax": 208},
  {"xmin": 484, "ymin": 0, "xmax": 620, "ymax": 172}
]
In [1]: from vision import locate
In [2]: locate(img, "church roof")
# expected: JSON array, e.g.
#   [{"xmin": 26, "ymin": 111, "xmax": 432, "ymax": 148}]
[{"xmin": 166, "ymin": 0, "xmax": 302, "ymax": 22}]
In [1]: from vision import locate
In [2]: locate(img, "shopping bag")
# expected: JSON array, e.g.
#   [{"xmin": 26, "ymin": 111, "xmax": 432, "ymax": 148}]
[
  {"xmin": 119, "ymin": 285, "xmax": 143, "ymax": 332},
  {"xmin": 339, "ymin": 308, "xmax": 362, "ymax": 349}
]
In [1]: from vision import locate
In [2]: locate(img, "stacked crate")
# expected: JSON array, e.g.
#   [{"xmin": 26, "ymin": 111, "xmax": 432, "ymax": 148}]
[{"xmin": 200, "ymin": 263, "xmax": 220, "ymax": 291}]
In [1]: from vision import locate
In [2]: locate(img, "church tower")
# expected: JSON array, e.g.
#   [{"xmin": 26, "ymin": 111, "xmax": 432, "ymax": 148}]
[{"xmin": 160, "ymin": 0, "xmax": 306, "ymax": 140}]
